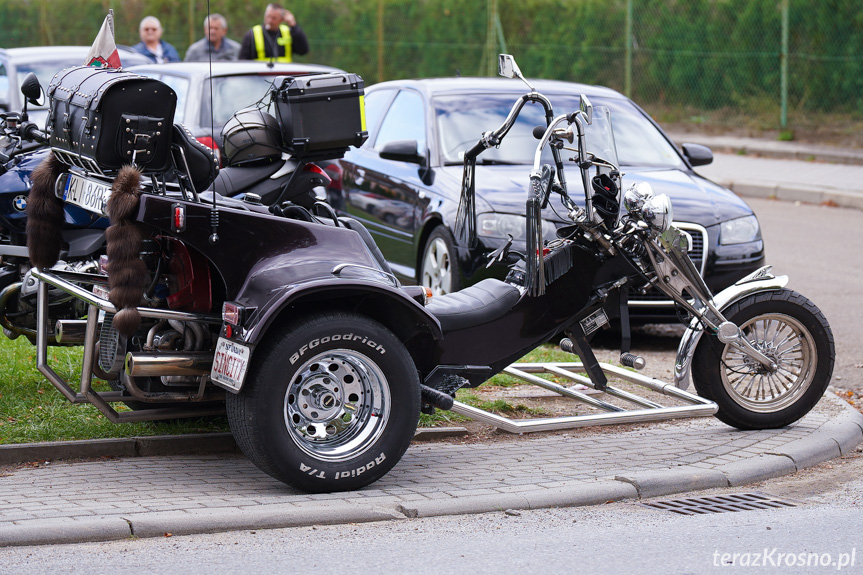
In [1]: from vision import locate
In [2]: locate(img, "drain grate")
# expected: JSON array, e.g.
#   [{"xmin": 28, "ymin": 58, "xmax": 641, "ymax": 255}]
[{"xmin": 640, "ymin": 492, "xmax": 801, "ymax": 515}]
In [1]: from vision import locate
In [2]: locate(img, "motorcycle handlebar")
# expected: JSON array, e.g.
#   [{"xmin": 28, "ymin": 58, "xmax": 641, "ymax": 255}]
[
  {"xmin": 464, "ymin": 139, "xmax": 487, "ymax": 160},
  {"xmin": 20, "ymin": 122, "xmax": 48, "ymax": 144}
]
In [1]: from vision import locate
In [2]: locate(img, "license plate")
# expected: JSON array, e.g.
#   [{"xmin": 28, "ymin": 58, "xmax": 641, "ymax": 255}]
[
  {"xmin": 63, "ymin": 173, "xmax": 112, "ymax": 215},
  {"xmin": 211, "ymin": 337, "xmax": 251, "ymax": 392}
]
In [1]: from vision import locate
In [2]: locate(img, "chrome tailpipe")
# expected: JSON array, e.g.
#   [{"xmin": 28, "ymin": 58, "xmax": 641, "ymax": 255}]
[
  {"xmin": 55, "ymin": 319, "xmax": 89, "ymax": 344},
  {"xmin": 125, "ymin": 351, "xmax": 214, "ymax": 377}
]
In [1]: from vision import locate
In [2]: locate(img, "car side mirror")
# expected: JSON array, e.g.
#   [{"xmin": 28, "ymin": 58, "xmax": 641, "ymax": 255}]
[
  {"xmin": 380, "ymin": 140, "xmax": 425, "ymax": 165},
  {"xmin": 681, "ymin": 143, "xmax": 713, "ymax": 167},
  {"xmin": 20, "ymin": 73, "xmax": 45, "ymax": 107},
  {"xmin": 498, "ymin": 54, "xmax": 521, "ymax": 79}
]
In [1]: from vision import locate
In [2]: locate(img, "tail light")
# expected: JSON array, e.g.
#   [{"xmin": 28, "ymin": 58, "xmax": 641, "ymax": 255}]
[
  {"xmin": 322, "ymin": 162, "xmax": 342, "ymax": 191},
  {"xmin": 196, "ymin": 136, "xmax": 223, "ymax": 167},
  {"xmin": 303, "ymin": 163, "xmax": 332, "ymax": 187}
]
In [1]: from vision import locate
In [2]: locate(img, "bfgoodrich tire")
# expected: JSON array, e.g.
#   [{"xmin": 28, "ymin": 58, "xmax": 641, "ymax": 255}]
[
  {"xmin": 226, "ymin": 311, "xmax": 420, "ymax": 492},
  {"xmin": 692, "ymin": 289, "xmax": 834, "ymax": 430}
]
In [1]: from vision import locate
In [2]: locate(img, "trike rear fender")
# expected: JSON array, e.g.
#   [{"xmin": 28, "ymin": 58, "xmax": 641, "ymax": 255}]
[
  {"xmin": 673, "ymin": 267, "xmax": 788, "ymax": 390},
  {"xmin": 237, "ymin": 277, "xmax": 443, "ymax": 348}
]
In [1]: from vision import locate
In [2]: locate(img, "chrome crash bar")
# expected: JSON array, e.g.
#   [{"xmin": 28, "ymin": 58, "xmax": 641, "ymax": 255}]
[
  {"xmin": 32, "ymin": 268, "xmax": 225, "ymax": 423},
  {"xmin": 448, "ymin": 361, "xmax": 717, "ymax": 433}
]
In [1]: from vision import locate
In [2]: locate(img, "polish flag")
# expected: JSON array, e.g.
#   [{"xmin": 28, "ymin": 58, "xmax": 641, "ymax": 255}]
[{"xmin": 85, "ymin": 10, "xmax": 122, "ymax": 68}]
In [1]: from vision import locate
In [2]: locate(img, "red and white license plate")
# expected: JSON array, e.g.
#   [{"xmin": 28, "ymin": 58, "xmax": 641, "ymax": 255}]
[
  {"xmin": 210, "ymin": 337, "xmax": 251, "ymax": 392},
  {"xmin": 63, "ymin": 172, "xmax": 112, "ymax": 215}
]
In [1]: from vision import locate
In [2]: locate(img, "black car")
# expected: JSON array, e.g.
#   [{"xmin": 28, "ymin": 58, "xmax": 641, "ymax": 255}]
[
  {"xmin": 328, "ymin": 77, "xmax": 765, "ymax": 322},
  {"xmin": 0, "ymin": 46, "xmax": 150, "ymax": 126}
]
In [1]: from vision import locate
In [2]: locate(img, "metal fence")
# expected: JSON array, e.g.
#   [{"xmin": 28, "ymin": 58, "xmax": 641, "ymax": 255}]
[{"xmin": 3, "ymin": 0, "xmax": 863, "ymax": 135}]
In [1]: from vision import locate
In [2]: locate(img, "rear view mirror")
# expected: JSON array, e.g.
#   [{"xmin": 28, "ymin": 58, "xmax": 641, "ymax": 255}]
[
  {"xmin": 579, "ymin": 94, "xmax": 593, "ymax": 125},
  {"xmin": 20, "ymin": 73, "xmax": 44, "ymax": 107},
  {"xmin": 380, "ymin": 139, "xmax": 425, "ymax": 165},
  {"xmin": 681, "ymin": 143, "xmax": 714, "ymax": 167},
  {"xmin": 498, "ymin": 54, "xmax": 521, "ymax": 79}
]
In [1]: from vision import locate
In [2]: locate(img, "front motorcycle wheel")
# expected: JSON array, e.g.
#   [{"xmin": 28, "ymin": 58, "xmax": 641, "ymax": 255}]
[
  {"xmin": 692, "ymin": 289, "xmax": 834, "ymax": 430},
  {"xmin": 226, "ymin": 311, "xmax": 420, "ymax": 492}
]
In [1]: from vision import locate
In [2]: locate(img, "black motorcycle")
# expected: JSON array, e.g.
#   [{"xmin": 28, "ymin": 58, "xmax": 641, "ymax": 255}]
[{"xmin": 29, "ymin": 56, "xmax": 833, "ymax": 493}]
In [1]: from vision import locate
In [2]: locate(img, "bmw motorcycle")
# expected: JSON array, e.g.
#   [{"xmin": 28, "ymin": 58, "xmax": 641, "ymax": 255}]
[
  {"xmin": 0, "ymin": 73, "xmax": 108, "ymax": 344},
  {"xmin": 29, "ymin": 56, "xmax": 834, "ymax": 493}
]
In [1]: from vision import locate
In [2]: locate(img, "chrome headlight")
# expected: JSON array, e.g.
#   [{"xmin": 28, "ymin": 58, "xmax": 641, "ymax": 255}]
[
  {"xmin": 624, "ymin": 182, "xmax": 654, "ymax": 213},
  {"xmin": 477, "ymin": 213, "xmax": 558, "ymax": 241},
  {"xmin": 719, "ymin": 215, "xmax": 761, "ymax": 245},
  {"xmin": 641, "ymin": 193, "xmax": 673, "ymax": 233}
]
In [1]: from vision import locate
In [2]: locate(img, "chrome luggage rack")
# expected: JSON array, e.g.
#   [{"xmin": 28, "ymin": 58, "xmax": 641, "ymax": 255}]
[
  {"xmin": 31, "ymin": 268, "xmax": 225, "ymax": 423},
  {"xmin": 447, "ymin": 362, "xmax": 718, "ymax": 433}
]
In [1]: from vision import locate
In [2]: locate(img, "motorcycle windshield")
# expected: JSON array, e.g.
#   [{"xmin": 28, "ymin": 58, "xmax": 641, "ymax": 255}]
[{"xmin": 583, "ymin": 105, "xmax": 620, "ymax": 175}]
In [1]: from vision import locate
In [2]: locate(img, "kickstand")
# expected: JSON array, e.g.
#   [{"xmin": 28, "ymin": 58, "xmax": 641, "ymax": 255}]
[{"xmin": 562, "ymin": 322, "xmax": 608, "ymax": 391}]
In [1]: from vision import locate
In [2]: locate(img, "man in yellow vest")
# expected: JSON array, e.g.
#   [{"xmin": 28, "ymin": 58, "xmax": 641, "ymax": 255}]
[{"xmin": 238, "ymin": 3, "xmax": 309, "ymax": 62}]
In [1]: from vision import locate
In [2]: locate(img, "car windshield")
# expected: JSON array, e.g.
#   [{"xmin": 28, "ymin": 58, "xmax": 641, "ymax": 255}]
[
  {"xmin": 202, "ymin": 74, "xmax": 285, "ymax": 130},
  {"xmin": 434, "ymin": 93, "xmax": 682, "ymax": 168}
]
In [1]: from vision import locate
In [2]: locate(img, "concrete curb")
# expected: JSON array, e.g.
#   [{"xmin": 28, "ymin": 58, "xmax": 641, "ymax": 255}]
[
  {"xmin": 0, "ymin": 517, "xmax": 132, "ymax": 547},
  {"xmin": 666, "ymin": 133, "xmax": 863, "ymax": 166},
  {"xmin": 716, "ymin": 180, "xmax": 863, "ymax": 211},
  {"xmin": 0, "ymin": 433, "xmax": 240, "ymax": 466},
  {"xmin": 0, "ymin": 428, "xmax": 468, "ymax": 466},
  {"xmin": 614, "ymin": 468, "xmax": 729, "ymax": 499}
]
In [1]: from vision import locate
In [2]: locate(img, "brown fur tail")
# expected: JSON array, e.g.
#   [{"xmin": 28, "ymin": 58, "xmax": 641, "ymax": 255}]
[
  {"xmin": 26, "ymin": 152, "xmax": 67, "ymax": 270},
  {"xmin": 105, "ymin": 166, "xmax": 146, "ymax": 337}
]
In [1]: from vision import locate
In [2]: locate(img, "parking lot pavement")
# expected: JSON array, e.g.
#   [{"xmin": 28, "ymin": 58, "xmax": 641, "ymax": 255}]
[
  {"xmin": 0, "ymin": 391, "xmax": 860, "ymax": 547},
  {"xmin": 666, "ymin": 133, "xmax": 863, "ymax": 211}
]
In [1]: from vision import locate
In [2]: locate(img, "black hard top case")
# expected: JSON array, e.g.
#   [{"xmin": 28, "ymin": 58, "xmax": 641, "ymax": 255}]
[
  {"xmin": 47, "ymin": 66, "xmax": 176, "ymax": 174},
  {"xmin": 272, "ymin": 72, "xmax": 368, "ymax": 158}
]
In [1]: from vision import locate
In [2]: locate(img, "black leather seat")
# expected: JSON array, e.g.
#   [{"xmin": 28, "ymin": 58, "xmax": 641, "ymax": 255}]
[
  {"xmin": 209, "ymin": 162, "xmax": 283, "ymax": 197},
  {"xmin": 425, "ymin": 279, "xmax": 521, "ymax": 332}
]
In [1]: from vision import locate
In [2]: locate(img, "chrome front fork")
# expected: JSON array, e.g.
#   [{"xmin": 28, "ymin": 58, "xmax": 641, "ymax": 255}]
[{"xmin": 644, "ymin": 227, "xmax": 777, "ymax": 372}]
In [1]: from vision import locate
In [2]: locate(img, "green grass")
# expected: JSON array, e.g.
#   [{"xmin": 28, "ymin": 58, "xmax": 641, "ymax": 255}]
[
  {"xmin": 0, "ymin": 337, "xmax": 228, "ymax": 446},
  {"xmin": 1, "ymin": 337, "xmax": 573, "ymax": 444}
]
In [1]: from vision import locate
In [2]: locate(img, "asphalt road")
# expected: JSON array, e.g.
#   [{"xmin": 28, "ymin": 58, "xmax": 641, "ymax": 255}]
[{"xmin": 736, "ymin": 197, "xmax": 862, "ymax": 391}]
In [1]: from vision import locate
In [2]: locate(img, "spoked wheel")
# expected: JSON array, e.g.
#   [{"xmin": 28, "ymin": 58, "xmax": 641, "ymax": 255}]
[
  {"xmin": 226, "ymin": 312, "xmax": 420, "ymax": 492},
  {"xmin": 420, "ymin": 227, "xmax": 459, "ymax": 296},
  {"xmin": 692, "ymin": 289, "xmax": 835, "ymax": 430}
]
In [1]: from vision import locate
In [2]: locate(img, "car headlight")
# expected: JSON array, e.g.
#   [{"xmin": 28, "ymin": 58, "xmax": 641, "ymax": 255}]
[
  {"xmin": 477, "ymin": 213, "xmax": 558, "ymax": 241},
  {"xmin": 719, "ymin": 215, "xmax": 761, "ymax": 245}
]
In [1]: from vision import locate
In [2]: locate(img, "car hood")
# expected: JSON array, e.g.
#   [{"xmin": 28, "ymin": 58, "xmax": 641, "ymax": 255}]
[{"xmin": 437, "ymin": 165, "xmax": 755, "ymax": 227}]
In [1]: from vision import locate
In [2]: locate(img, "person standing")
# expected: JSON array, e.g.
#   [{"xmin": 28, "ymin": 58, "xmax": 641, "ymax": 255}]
[
  {"xmin": 132, "ymin": 16, "xmax": 180, "ymax": 64},
  {"xmin": 184, "ymin": 14, "xmax": 240, "ymax": 61},
  {"xmin": 238, "ymin": 3, "xmax": 309, "ymax": 62}
]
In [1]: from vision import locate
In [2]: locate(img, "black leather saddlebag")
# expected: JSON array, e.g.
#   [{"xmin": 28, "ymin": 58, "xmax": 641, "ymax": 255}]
[
  {"xmin": 272, "ymin": 73, "xmax": 368, "ymax": 157},
  {"xmin": 47, "ymin": 66, "xmax": 176, "ymax": 174}
]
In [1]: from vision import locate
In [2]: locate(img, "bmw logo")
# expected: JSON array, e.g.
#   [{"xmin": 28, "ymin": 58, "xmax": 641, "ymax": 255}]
[{"xmin": 13, "ymin": 195, "xmax": 27, "ymax": 212}]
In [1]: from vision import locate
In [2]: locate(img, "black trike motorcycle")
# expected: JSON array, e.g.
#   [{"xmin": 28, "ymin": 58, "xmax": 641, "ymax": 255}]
[{"xmin": 27, "ymin": 55, "xmax": 834, "ymax": 493}]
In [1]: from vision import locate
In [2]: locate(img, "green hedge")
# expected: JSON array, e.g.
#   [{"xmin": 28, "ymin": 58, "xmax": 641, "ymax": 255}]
[{"xmin": 2, "ymin": 0, "xmax": 862, "ymax": 115}]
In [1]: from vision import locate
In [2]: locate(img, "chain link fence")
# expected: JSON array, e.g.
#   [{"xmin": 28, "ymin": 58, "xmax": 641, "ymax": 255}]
[{"xmin": 3, "ymin": 0, "xmax": 863, "ymax": 140}]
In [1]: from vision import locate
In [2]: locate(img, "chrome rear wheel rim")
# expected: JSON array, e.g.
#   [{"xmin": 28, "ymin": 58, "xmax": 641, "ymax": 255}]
[{"xmin": 284, "ymin": 350, "xmax": 391, "ymax": 461}]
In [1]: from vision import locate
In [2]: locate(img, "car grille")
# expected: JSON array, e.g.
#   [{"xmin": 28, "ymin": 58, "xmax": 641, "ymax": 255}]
[{"xmin": 631, "ymin": 223, "xmax": 707, "ymax": 306}]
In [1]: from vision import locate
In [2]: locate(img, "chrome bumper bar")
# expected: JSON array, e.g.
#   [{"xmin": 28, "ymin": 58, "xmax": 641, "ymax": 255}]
[{"xmin": 448, "ymin": 361, "xmax": 717, "ymax": 433}]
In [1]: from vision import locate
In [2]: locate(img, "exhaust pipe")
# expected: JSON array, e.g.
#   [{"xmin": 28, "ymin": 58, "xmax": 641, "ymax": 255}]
[
  {"xmin": 125, "ymin": 351, "xmax": 214, "ymax": 377},
  {"xmin": 55, "ymin": 320, "xmax": 88, "ymax": 344}
]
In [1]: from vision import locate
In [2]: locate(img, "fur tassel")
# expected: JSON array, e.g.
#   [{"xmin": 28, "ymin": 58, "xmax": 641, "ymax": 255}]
[
  {"xmin": 26, "ymin": 152, "xmax": 67, "ymax": 269},
  {"xmin": 105, "ymin": 166, "xmax": 145, "ymax": 337}
]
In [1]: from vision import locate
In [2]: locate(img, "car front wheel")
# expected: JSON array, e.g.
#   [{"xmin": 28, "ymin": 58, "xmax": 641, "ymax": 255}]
[{"xmin": 420, "ymin": 227, "xmax": 460, "ymax": 296}]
